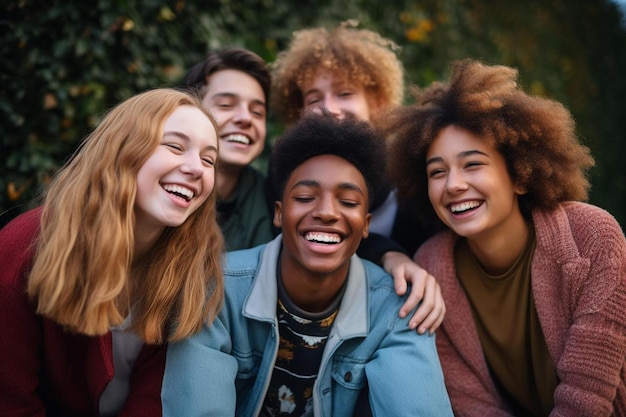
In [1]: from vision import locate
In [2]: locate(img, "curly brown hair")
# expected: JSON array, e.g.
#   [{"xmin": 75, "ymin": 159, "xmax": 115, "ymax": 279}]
[
  {"xmin": 385, "ymin": 59, "xmax": 595, "ymax": 231},
  {"xmin": 270, "ymin": 21, "xmax": 404, "ymax": 125}
]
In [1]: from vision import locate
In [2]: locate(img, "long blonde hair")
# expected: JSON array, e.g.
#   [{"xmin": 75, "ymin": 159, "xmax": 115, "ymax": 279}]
[{"xmin": 27, "ymin": 88, "xmax": 224, "ymax": 344}]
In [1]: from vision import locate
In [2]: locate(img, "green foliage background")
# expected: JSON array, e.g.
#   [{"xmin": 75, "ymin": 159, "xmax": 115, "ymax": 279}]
[{"xmin": 2, "ymin": 0, "xmax": 625, "ymax": 228}]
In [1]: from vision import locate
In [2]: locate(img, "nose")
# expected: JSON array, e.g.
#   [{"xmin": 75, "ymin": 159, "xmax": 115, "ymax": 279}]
[
  {"xmin": 322, "ymin": 96, "xmax": 343, "ymax": 118},
  {"xmin": 180, "ymin": 154, "xmax": 204, "ymax": 179},
  {"xmin": 232, "ymin": 103, "xmax": 252, "ymax": 126},
  {"xmin": 312, "ymin": 194, "xmax": 340, "ymax": 222},
  {"xmin": 445, "ymin": 169, "xmax": 468, "ymax": 194}
]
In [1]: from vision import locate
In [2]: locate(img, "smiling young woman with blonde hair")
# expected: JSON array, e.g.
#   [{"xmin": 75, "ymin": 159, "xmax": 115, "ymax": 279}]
[{"xmin": 0, "ymin": 88, "xmax": 224, "ymax": 416}]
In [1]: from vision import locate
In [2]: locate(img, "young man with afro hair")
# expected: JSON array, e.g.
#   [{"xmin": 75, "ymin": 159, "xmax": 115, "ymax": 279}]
[
  {"xmin": 270, "ymin": 22, "xmax": 445, "ymax": 334},
  {"xmin": 162, "ymin": 112, "xmax": 453, "ymax": 417}
]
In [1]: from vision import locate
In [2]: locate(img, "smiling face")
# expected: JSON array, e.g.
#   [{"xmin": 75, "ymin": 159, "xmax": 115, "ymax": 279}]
[
  {"xmin": 135, "ymin": 105, "xmax": 218, "ymax": 238},
  {"xmin": 274, "ymin": 154, "xmax": 371, "ymax": 281},
  {"xmin": 426, "ymin": 125, "xmax": 527, "ymax": 245},
  {"xmin": 201, "ymin": 69, "xmax": 266, "ymax": 170},
  {"xmin": 302, "ymin": 69, "xmax": 373, "ymax": 122}
]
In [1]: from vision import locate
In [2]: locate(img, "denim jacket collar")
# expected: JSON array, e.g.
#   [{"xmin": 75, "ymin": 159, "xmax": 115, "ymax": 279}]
[{"xmin": 243, "ymin": 234, "xmax": 369, "ymax": 339}]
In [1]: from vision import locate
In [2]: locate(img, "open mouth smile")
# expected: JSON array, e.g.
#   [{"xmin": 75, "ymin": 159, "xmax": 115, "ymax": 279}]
[
  {"xmin": 304, "ymin": 231, "xmax": 343, "ymax": 244},
  {"xmin": 223, "ymin": 133, "xmax": 251, "ymax": 145},
  {"xmin": 449, "ymin": 200, "xmax": 482, "ymax": 214},
  {"xmin": 162, "ymin": 184, "xmax": 194, "ymax": 202}
]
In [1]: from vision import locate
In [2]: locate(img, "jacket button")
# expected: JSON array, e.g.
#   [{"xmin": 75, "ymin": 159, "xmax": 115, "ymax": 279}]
[{"xmin": 344, "ymin": 372, "xmax": 352, "ymax": 382}]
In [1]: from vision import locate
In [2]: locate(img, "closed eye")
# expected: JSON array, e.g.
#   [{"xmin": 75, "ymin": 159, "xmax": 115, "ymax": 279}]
[
  {"xmin": 428, "ymin": 168, "xmax": 446, "ymax": 178},
  {"xmin": 305, "ymin": 98, "xmax": 321, "ymax": 106},
  {"xmin": 201, "ymin": 157, "xmax": 216, "ymax": 167},
  {"xmin": 164, "ymin": 143, "xmax": 183, "ymax": 152},
  {"xmin": 464, "ymin": 161, "xmax": 484, "ymax": 169},
  {"xmin": 294, "ymin": 196, "xmax": 315, "ymax": 203}
]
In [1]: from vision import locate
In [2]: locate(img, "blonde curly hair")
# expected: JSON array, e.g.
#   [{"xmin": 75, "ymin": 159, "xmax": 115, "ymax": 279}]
[{"xmin": 271, "ymin": 21, "xmax": 404, "ymax": 125}]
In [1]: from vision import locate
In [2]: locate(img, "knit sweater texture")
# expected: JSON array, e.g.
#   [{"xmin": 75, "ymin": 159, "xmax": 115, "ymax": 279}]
[{"xmin": 416, "ymin": 202, "xmax": 626, "ymax": 417}]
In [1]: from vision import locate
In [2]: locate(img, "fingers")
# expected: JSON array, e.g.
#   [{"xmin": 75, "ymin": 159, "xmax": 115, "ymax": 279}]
[
  {"xmin": 402, "ymin": 274, "xmax": 446, "ymax": 334},
  {"xmin": 394, "ymin": 271, "xmax": 408, "ymax": 298},
  {"xmin": 415, "ymin": 283, "xmax": 445, "ymax": 335},
  {"xmin": 399, "ymin": 274, "xmax": 425, "ymax": 319}
]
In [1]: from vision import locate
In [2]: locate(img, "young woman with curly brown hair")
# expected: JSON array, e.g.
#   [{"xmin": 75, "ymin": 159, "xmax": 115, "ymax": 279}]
[{"xmin": 386, "ymin": 59, "xmax": 626, "ymax": 416}]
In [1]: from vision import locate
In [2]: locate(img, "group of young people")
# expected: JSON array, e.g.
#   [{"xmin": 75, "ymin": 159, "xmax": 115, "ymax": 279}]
[{"xmin": 0, "ymin": 21, "xmax": 624, "ymax": 417}]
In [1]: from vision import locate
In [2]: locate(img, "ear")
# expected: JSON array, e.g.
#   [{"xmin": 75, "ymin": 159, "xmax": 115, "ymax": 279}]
[
  {"xmin": 514, "ymin": 182, "xmax": 527, "ymax": 196},
  {"xmin": 273, "ymin": 201, "xmax": 283, "ymax": 228},
  {"xmin": 361, "ymin": 212, "xmax": 371, "ymax": 239}
]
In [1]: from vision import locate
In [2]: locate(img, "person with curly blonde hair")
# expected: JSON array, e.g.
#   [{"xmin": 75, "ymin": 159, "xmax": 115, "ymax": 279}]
[
  {"xmin": 386, "ymin": 59, "xmax": 626, "ymax": 416},
  {"xmin": 270, "ymin": 22, "xmax": 445, "ymax": 334},
  {"xmin": 0, "ymin": 88, "xmax": 224, "ymax": 416},
  {"xmin": 271, "ymin": 21, "xmax": 403, "ymax": 128}
]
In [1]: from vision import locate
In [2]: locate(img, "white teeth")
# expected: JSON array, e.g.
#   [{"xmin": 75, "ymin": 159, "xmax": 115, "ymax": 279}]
[
  {"xmin": 163, "ymin": 184, "xmax": 194, "ymax": 201},
  {"xmin": 450, "ymin": 201, "xmax": 481, "ymax": 213},
  {"xmin": 305, "ymin": 232, "xmax": 341, "ymax": 244},
  {"xmin": 224, "ymin": 134, "xmax": 250, "ymax": 145}
]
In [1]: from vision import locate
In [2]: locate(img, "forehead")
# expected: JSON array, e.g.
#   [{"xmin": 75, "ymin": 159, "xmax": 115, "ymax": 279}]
[
  {"xmin": 286, "ymin": 154, "xmax": 367, "ymax": 192},
  {"xmin": 306, "ymin": 69, "xmax": 358, "ymax": 90},
  {"xmin": 204, "ymin": 69, "xmax": 265, "ymax": 102},
  {"xmin": 163, "ymin": 105, "xmax": 217, "ymax": 147},
  {"xmin": 428, "ymin": 126, "xmax": 492, "ymax": 156}
]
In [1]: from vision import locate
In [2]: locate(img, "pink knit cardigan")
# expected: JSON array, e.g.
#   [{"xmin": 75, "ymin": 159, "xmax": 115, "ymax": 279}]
[{"xmin": 416, "ymin": 202, "xmax": 626, "ymax": 417}]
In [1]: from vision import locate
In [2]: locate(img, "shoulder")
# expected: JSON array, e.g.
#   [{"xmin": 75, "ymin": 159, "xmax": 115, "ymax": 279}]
[
  {"xmin": 0, "ymin": 207, "xmax": 42, "ymax": 248},
  {"xmin": 361, "ymin": 257, "xmax": 394, "ymax": 289},
  {"xmin": 240, "ymin": 165, "xmax": 267, "ymax": 187},
  {"xmin": 533, "ymin": 202, "xmax": 625, "ymax": 259},
  {"xmin": 0, "ymin": 207, "xmax": 43, "ymax": 290},
  {"xmin": 415, "ymin": 231, "xmax": 457, "ymax": 266},
  {"xmin": 224, "ymin": 244, "xmax": 265, "ymax": 276},
  {"xmin": 360, "ymin": 257, "xmax": 409, "ymax": 317}
]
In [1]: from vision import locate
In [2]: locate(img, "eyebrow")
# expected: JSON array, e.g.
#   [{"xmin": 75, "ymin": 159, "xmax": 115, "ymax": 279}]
[
  {"xmin": 162, "ymin": 131, "xmax": 218, "ymax": 153},
  {"xmin": 426, "ymin": 149, "xmax": 489, "ymax": 166},
  {"xmin": 291, "ymin": 179, "xmax": 365, "ymax": 195},
  {"xmin": 210, "ymin": 92, "xmax": 265, "ymax": 107}
]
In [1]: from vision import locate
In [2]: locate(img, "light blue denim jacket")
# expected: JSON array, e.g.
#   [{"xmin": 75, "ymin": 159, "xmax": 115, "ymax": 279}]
[{"xmin": 162, "ymin": 235, "xmax": 453, "ymax": 416}]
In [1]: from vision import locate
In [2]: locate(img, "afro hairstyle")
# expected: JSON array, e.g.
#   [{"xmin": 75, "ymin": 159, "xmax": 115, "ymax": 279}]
[{"xmin": 270, "ymin": 112, "xmax": 384, "ymax": 208}]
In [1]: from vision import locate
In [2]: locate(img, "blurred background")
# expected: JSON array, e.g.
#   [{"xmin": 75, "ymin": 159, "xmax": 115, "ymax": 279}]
[{"xmin": 1, "ymin": 0, "xmax": 625, "ymax": 229}]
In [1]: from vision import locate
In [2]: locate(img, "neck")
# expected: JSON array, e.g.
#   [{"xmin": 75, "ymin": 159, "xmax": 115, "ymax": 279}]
[
  {"xmin": 466, "ymin": 212, "xmax": 530, "ymax": 275},
  {"xmin": 279, "ymin": 258, "xmax": 349, "ymax": 313},
  {"xmin": 217, "ymin": 163, "xmax": 244, "ymax": 201},
  {"xmin": 133, "ymin": 220, "xmax": 163, "ymax": 259}
]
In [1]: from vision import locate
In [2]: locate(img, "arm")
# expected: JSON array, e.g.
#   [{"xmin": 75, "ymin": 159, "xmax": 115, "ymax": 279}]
[
  {"xmin": 0, "ymin": 280, "xmax": 46, "ymax": 417},
  {"xmin": 162, "ymin": 318, "xmax": 239, "ymax": 417},
  {"xmin": 0, "ymin": 209, "xmax": 46, "ymax": 417},
  {"xmin": 358, "ymin": 232, "xmax": 445, "ymax": 334},
  {"xmin": 119, "ymin": 344, "xmax": 167, "ymax": 417},
  {"xmin": 365, "ymin": 316, "xmax": 453, "ymax": 416},
  {"xmin": 549, "ymin": 214, "xmax": 626, "ymax": 416}
]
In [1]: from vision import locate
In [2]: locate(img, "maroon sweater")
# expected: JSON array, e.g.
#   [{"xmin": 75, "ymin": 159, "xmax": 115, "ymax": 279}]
[{"xmin": 0, "ymin": 208, "xmax": 165, "ymax": 416}]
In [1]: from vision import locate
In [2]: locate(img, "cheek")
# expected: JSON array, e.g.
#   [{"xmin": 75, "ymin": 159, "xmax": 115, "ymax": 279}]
[
  {"xmin": 201, "ymin": 170, "xmax": 216, "ymax": 199},
  {"xmin": 427, "ymin": 180, "xmax": 441, "ymax": 205}
]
